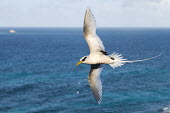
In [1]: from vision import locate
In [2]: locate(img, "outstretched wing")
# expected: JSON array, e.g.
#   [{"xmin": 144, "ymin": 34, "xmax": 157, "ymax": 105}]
[
  {"xmin": 83, "ymin": 9, "xmax": 106, "ymax": 54},
  {"xmin": 88, "ymin": 64, "xmax": 103, "ymax": 104}
]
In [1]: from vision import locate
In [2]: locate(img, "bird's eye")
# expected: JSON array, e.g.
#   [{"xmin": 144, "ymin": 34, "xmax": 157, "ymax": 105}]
[{"xmin": 82, "ymin": 57, "xmax": 87, "ymax": 61}]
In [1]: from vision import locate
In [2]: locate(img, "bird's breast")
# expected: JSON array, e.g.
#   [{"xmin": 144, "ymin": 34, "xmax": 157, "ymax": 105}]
[{"xmin": 85, "ymin": 55, "xmax": 111, "ymax": 64}]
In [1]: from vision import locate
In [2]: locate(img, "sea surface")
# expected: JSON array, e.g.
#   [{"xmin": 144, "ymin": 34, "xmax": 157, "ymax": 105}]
[{"xmin": 0, "ymin": 28, "xmax": 170, "ymax": 113}]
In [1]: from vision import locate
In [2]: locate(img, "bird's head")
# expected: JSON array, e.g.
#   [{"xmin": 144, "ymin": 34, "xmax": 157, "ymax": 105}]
[{"xmin": 76, "ymin": 56, "xmax": 88, "ymax": 66}]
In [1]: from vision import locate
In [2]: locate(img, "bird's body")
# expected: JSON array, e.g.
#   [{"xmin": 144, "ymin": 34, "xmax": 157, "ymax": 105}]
[
  {"xmin": 83, "ymin": 53, "xmax": 113, "ymax": 64},
  {"xmin": 76, "ymin": 9, "xmax": 162, "ymax": 104}
]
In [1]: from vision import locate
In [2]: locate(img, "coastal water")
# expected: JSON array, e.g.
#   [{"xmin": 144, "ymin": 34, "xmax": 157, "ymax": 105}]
[{"xmin": 0, "ymin": 28, "xmax": 170, "ymax": 113}]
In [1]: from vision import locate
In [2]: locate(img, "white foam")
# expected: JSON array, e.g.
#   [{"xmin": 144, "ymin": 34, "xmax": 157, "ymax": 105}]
[{"xmin": 162, "ymin": 106, "xmax": 170, "ymax": 112}]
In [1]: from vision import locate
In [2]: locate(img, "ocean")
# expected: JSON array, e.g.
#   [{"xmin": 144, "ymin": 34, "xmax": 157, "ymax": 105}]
[{"xmin": 0, "ymin": 28, "xmax": 170, "ymax": 113}]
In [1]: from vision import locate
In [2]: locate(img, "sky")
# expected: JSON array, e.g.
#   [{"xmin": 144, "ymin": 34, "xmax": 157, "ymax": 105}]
[{"xmin": 1, "ymin": 0, "xmax": 170, "ymax": 27}]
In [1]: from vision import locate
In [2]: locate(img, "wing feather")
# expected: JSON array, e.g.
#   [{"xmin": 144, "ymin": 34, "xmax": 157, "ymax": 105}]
[
  {"xmin": 83, "ymin": 9, "xmax": 105, "ymax": 54},
  {"xmin": 83, "ymin": 9, "xmax": 96, "ymax": 36},
  {"xmin": 88, "ymin": 64, "xmax": 103, "ymax": 104}
]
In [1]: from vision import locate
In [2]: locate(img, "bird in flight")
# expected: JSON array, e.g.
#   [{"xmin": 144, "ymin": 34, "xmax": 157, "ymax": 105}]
[{"xmin": 76, "ymin": 9, "xmax": 162, "ymax": 104}]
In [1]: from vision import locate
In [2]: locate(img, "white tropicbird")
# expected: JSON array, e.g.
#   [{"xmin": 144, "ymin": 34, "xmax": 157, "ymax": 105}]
[{"xmin": 76, "ymin": 9, "xmax": 162, "ymax": 104}]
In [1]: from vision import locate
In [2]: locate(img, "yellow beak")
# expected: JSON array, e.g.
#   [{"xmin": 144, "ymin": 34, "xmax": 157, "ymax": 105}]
[{"xmin": 76, "ymin": 61, "xmax": 82, "ymax": 66}]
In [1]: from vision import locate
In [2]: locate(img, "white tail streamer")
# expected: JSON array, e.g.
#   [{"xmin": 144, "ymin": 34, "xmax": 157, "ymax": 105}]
[{"xmin": 109, "ymin": 53, "xmax": 163, "ymax": 69}]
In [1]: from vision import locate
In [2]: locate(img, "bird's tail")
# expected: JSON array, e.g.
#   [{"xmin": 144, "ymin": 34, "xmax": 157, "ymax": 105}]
[{"xmin": 109, "ymin": 52, "xmax": 163, "ymax": 69}]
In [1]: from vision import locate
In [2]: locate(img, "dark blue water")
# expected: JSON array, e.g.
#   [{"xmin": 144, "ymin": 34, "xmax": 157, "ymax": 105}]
[{"xmin": 0, "ymin": 28, "xmax": 170, "ymax": 113}]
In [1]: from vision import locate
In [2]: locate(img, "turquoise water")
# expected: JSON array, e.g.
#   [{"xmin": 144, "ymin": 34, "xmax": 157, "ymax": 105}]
[{"xmin": 0, "ymin": 28, "xmax": 170, "ymax": 113}]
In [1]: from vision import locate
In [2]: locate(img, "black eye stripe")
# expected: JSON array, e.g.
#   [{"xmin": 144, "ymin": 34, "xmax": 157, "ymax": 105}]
[{"xmin": 82, "ymin": 57, "xmax": 87, "ymax": 61}]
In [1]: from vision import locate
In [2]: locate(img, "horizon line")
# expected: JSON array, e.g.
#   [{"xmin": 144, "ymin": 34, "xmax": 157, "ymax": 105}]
[{"xmin": 1, "ymin": 26, "xmax": 170, "ymax": 29}]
